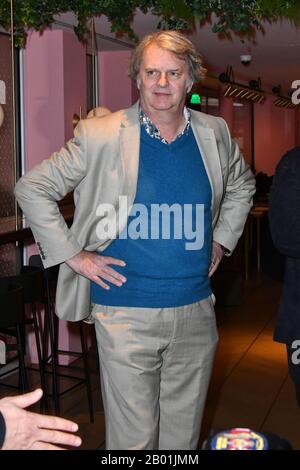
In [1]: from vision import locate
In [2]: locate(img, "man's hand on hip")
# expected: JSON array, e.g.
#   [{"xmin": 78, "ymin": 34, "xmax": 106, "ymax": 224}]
[
  {"xmin": 66, "ymin": 251, "xmax": 127, "ymax": 290},
  {"xmin": 208, "ymin": 241, "xmax": 224, "ymax": 278}
]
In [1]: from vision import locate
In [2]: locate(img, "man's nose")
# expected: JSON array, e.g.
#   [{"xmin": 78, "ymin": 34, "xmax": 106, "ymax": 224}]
[{"xmin": 157, "ymin": 72, "xmax": 168, "ymax": 87}]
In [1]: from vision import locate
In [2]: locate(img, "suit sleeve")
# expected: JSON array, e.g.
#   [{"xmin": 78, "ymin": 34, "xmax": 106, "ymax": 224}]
[
  {"xmin": 14, "ymin": 121, "xmax": 88, "ymax": 268},
  {"xmin": 269, "ymin": 151, "xmax": 300, "ymax": 258},
  {"xmin": 213, "ymin": 119, "xmax": 256, "ymax": 254}
]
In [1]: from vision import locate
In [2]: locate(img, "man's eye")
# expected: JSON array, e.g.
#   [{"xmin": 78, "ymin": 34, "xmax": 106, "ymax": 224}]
[
  {"xmin": 168, "ymin": 71, "xmax": 180, "ymax": 78},
  {"xmin": 147, "ymin": 70, "xmax": 158, "ymax": 76}
]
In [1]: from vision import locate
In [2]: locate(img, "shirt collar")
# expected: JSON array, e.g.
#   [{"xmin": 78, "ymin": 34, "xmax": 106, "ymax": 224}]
[{"xmin": 139, "ymin": 106, "xmax": 191, "ymax": 145}]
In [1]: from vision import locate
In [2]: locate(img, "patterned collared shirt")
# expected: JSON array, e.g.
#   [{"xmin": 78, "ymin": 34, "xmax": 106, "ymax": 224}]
[{"xmin": 139, "ymin": 107, "xmax": 191, "ymax": 145}]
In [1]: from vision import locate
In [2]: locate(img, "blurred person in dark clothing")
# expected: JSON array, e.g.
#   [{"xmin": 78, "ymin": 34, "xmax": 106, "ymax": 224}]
[{"xmin": 269, "ymin": 146, "xmax": 300, "ymax": 406}]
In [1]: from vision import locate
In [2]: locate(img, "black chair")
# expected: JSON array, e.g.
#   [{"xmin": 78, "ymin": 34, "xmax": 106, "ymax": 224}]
[
  {"xmin": 0, "ymin": 283, "xmax": 28, "ymax": 391},
  {"xmin": 29, "ymin": 255, "xmax": 94, "ymax": 422}
]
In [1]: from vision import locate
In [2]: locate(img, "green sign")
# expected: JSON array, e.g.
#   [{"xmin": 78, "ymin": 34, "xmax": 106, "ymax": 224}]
[{"xmin": 190, "ymin": 94, "xmax": 201, "ymax": 104}]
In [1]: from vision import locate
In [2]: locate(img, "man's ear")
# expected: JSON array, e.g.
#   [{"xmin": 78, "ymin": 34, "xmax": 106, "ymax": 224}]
[{"xmin": 136, "ymin": 77, "xmax": 141, "ymax": 90}]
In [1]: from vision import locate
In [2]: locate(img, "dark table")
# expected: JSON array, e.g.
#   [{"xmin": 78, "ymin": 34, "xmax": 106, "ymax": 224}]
[{"xmin": 0, "ymin": 205, "xmax": 74, "ymax": 246}]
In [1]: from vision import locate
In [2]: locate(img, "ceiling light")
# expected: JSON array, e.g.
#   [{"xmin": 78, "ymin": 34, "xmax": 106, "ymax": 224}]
[
  {"xmin": 219, "ymin": 68, "xmax": 266, "ymax": 103},
  {"xmin": 272, "ymin": 84, "xmax": 298, "ymax": 108}
]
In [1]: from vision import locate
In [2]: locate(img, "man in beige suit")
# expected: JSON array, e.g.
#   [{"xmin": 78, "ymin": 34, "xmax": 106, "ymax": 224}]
[{"xmin": 15, "ymin": 31, "xmax": 255, "ymax": 450}]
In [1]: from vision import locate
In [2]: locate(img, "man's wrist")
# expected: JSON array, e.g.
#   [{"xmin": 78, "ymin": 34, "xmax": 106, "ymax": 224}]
[{"xmin": 216, "ymin": 242, "xmax": 230, "ymax": 255}]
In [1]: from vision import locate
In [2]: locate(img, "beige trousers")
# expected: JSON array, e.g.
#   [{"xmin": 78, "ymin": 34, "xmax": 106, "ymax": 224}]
[{"xmin": 92, "ymin": 297, "xmax": 218, "ymax": 450}]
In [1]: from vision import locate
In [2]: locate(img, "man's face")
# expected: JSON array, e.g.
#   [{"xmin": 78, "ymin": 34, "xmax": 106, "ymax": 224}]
[{"xmin": 137, "ymin": 43, "xmax": 192, "ymax": 115}]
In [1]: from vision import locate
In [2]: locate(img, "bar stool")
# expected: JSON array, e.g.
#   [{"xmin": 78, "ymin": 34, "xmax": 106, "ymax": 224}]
[
  {"xmin": 0, "ymin": 267, "xmax": 48, "ymax": 407},
  {"xmin": 29, "ymin": 255, "xmax": 94, "ymax": 422},
  {"xmin": 244, "ymin": 205, "xmax": 269, "ymax": 279},
  {"xmin": 0, "ymin": 283, "xmax": 28, "ymax": 391}
]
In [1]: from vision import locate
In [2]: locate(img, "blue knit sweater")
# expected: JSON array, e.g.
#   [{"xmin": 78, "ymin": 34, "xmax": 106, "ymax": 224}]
[{"xmin": 91, "ymin": 126, "xmax": 212, "ymax": 307}]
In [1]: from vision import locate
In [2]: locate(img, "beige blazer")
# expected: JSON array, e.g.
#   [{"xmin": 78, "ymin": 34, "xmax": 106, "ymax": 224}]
[{"xmin": 15, "ymin": 101, "xmax": 255, "ymax": 321}]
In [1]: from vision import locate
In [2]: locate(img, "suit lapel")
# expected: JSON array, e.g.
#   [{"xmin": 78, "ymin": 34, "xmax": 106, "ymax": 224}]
[
  {"xmin": 191, "ymin": 118, "xmax": 223, "ymax": 220},
  {"xmin": 119, "ymin": 125, "xmax": 140, "ymax": 200},
  {"xmin": 118, "ymin": 104, "xmax": 141, "ymax": 232},
  {"xmin": 86, "ymin": 103, "xmax": 140, "ymax": 251}
]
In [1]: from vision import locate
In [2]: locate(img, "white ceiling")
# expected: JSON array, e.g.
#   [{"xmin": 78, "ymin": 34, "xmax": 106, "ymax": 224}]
[{"xmin": 56, "ymin": 9, "xmax": 300, "ymax": 94}]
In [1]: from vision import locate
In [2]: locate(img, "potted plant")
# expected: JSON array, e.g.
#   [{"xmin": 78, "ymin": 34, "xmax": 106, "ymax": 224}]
[{"xmin": 0, "ymin": 0, "xmax": 299, "ymax": 47}]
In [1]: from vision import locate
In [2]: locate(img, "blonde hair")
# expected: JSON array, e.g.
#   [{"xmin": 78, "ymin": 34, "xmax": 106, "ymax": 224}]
[{"xmin": 129, "ymin": 30, "xmax": 206, "ymax": 83}]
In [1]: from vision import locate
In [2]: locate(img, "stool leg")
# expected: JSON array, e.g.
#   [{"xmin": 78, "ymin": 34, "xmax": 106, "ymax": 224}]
[
  {"xmin": 16, "ymin": 324, "xmax": 29, "ymax": 391},
  {"xmin": 79, "ymin": 322, "xmax": 94, "ymax": 423},
  {"xmin": 257, "ymin": 217, "xmax": 261, "ymax": 272},
  {"xmin": 31, "ymin": 304, "xmax": 48, "ymax": 412},
  {"xmin": 244, "ymin": 221, "xmax": 249, "ymax": 280},
  {"xmin": 42, "ymin": 310, "xmax": 50, "ymax": 364},
  {"xmin": 45, "ymin": 286, "xmax": 60, "ymax": 415},
  {"xmin": 53, "ymin": 313, "xmax": 59, "ymax": 366}
]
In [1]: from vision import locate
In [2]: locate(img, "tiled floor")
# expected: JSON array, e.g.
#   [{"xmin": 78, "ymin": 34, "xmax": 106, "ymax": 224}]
[{"xmin": 1, "ymin": 271, "xmax": 299, "ymax": 450}]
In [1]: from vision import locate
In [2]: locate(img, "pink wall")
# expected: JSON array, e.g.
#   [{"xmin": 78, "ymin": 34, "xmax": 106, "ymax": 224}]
[
  {"xmin": 219, "ymin": 93, "xmax": 298, "ymax": 175},
  {"xmin": 63, "ymin": 32, "xmax": 87, "ymax": 140},
  {"xmin": 23, "ymin": 30, "xmax": 87, "ymax": 363},
  {"xmin": 219, "ymin": 94, "xmax": 233, "ymax": 133},
  {"xmin": 24, "ymin": 30, "xmax": 87, "ymax": 170},
  {"xmin": 254, "ymin": 95, "xmax": 296, "ymax": 175},
  {"xmin": 98, "ymin": 50, "xmax": 137, "ymax": 111},
  {"xmin": 24, "ymin": 31, "xmax": 65, "ymax": 168},
  {"xmin": 213, "ymin": 63, "xmax": 298, "ymax": 175}
]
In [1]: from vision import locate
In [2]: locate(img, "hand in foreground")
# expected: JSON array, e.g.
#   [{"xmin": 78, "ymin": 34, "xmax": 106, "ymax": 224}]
[
  {"xmin": 208, "ymin": 241, "xmax": 224, "ymax": 278},
  {"xmin": 0, "ymin": 389, "xmax": 82, "ymax": 450},
  {"xmin": 66, "ymin": 250, "xmax": 127, "ymax": 290}
]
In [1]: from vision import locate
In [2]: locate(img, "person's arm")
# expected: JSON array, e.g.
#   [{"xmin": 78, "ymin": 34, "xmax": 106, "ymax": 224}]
[
  {"xmin": 213, "ymin": 120, "xmax": 256, "ymax": 255},
  {"xmin": 15, "ymin": 121, "xmax": 127, "ymax": 289},
  {"xmin": 269, "ymin": 149, "xmax": 300, "ymax": 258},
  {"xmin": 0, "ymin": 389, "xmax": 81, "ymax": 450},
  {"xmin": 14, "ymin": 121, "xmax": 88, "ymax": 268}
]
